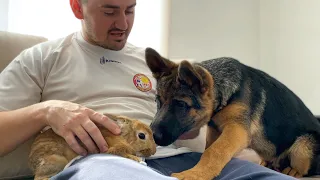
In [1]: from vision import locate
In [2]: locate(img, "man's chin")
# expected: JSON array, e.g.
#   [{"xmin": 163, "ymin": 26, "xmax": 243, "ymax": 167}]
[
  {"xmin": 99, "ymin": 40, "xmax": 126, "ymax": 51},
  {"xmin": 178, "ymin": 129, "xmax": 200, "ymax": 140}
]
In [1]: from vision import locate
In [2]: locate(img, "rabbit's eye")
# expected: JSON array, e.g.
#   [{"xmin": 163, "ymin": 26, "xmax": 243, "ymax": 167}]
[{"xmin": 138, "ymin": 133, "xmax": 146, "ymax": 140}]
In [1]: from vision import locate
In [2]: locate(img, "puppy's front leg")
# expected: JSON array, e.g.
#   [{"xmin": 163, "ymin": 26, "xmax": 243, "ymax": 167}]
[{"xmin": 172, "ymin": 123, "xmax": 249, "ymax": 180}]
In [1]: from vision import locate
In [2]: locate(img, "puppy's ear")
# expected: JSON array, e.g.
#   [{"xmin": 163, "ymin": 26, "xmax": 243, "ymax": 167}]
[
  {"xmin": 145, "ymin": 47, "xmax": 177, "ymax": 79},
  {"xmin": 177, "ymin": 60, "xmax": 204, "ymax": 92}
]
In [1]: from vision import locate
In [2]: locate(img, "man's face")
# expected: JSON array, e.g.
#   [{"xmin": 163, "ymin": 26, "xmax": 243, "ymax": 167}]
[{"xmin": 80, "ymin": 0, "xmax": 136, "ymax": 50}]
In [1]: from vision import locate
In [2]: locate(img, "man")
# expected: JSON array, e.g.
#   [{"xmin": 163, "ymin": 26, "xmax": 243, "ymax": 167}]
[{"xmin": 0, "ymin": 0, "xmax": 297, "ymax": 179}]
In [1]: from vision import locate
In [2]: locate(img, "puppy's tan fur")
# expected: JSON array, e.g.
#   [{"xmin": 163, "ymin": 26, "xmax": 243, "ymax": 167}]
[{"xmin": 145, "ymin": 47, "xmax": 320, "ymax": 180}]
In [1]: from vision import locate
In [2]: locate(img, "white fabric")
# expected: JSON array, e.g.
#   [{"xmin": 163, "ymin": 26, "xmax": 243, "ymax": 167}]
[
  {"xmin": 0, "ymin": 31, "xmax": 194, "ymax": 168},
  {"xmin": 63, "ymin": 155, "xmax": 147, "ymax": 170}
]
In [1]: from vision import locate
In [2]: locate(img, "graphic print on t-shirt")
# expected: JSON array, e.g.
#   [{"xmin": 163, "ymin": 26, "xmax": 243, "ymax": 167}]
[
  {"xmin": 133, "ymin": 74, "xmax": 152, "ymax": 92},
  {"xmin": 100, "ymin": 56, "xmax": 121, "ymax": 64}
]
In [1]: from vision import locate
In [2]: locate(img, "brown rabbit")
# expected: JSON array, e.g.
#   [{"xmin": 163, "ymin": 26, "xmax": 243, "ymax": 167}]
[{"xmin": 28, "ymin": 114, "xmax": 157, "ymax": 180}]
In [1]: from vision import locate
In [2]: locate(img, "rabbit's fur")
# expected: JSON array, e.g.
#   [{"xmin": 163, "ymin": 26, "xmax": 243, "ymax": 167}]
[{"xmin": 28, "ymin": 114, "xmax": 157, "ymax": 180}]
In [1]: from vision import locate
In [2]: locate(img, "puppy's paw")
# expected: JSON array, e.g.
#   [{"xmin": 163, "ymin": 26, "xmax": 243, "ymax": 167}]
[
  {"xmin": 171, "ymin": 172, "xmax": 197, "ymax": 180},
  {"xmin": 282, "ymin": 167, "xmax": 303, "ymax": 178},
  {"xmin": 171, "ymin": 169, "xmax": 214, "ymax": 180},
  {"xmin": 34, "ymin": 176, "xmax": 50, "ymax": 180},
  {"xmin": 259, "ymin": 160, "xmax": 275, "ymax": 170},
  {"xmin": 259, "ymin": 160, "xmax": 268, "ymax": 167}
]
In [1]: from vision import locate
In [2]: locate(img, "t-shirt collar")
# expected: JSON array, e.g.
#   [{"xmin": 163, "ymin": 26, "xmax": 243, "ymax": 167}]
[{"xmin": 75, "ymin": 31, "xmax": 127, "ymax": 54}]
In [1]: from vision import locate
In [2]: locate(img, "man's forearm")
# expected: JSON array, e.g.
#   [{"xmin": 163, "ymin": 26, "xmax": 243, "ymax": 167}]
[{"xmin": 0, "ymin": 104, "xmax": 47, "ymax": 157}]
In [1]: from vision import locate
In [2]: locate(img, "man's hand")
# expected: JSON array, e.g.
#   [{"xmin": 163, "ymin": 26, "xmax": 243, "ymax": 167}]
[{"xmin": 41, "ymin": 100, "xmax": 121, "ymax": 156}]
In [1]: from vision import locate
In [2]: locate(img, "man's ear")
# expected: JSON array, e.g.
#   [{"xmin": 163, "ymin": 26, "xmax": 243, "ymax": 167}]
[
  {"xmin": 177, "ymin": 60, "xmax": 204, "ymax": 91},
  {"xmin": 145, "ymin": 48, "xmax": 177, "ymax": 79},
  {"xmin": 70, "ymin": 0, "xmax": 84, "ymax": 19}
]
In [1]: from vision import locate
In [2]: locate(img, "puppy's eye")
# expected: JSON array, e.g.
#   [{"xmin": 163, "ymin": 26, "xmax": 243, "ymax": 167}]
[
  {"xmin": 174, "ymin": 99, "xmax": 190, "ymax": 108},
  {"xmin": 155, "ymin": 95, "xmax": 162, "ymax": 108},
  {"xmin": 138, "ymin": 133, "xmax": 146, "ymax": 140},
  {"xmin": 155, "ymin": 95, "xmax": 160, "ymax": 101}
]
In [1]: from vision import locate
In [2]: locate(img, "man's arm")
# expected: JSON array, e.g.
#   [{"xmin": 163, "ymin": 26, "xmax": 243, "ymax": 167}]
[
  {"xmin": 0, "ymin": 103, "xmax": 46, "ymax": 156},
  {"xmin": 0, "ymin": 46, "xmax": 121, "ymax": 157},
  {"xmin": 0, "ymin": 100, "xmax": 122, "ymax": 157},
  {"xmin": 0, "ymin": 47, "xmax": 46, "ymax": 156}
]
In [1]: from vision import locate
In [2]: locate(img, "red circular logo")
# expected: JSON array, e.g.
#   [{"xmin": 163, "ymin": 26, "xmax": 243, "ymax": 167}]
[{"xmin": 133, "ymin": 74, "xmax": 152, "ymax": 92}]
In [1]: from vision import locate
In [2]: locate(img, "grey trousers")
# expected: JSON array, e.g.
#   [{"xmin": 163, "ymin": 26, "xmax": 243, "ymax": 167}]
[{"xmin": 50, "ymin": 153, "xmax": 298, "ymax": 180}]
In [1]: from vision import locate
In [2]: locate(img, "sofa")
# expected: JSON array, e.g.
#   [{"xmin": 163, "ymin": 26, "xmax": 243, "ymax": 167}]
[
  {"xmin": 0, "ymin": 31, "xmax": 48, "ymax": 180},
  {"xmin": 0, "ymin": 31, "xmax": 319, "ymax": 180}
]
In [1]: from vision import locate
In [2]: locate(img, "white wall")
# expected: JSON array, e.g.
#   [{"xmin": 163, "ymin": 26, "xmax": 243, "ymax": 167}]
[
  {"xmin": 260, "ymin": 0, "xmax": 320, "ymax": 115},
  {"xmin": 168, "ymin": 0, "xmax": 320, "ymax": 115},
  {"xmin": 168, "ymin": 0, "xmax": 260, "ymax": 68},
  {"xmin": 128, "ymin": 0, "xmax": 170, "ymax": 56},
  {"xmin": 0, "ymin": 0, "xmax": 9, "ymax": 31},
  {"xmin": 5, "ymin": 0, "xmax": 167, "ymax": 55},
  {"xmin": 7, "ymin": 0, "xmax": 81, "ymax": 40}
]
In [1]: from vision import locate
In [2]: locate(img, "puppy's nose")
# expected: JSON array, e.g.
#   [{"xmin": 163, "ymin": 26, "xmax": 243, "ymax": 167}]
[{"xmin": 153, "ymin": 131, "xmax": 163, "ymax": 142}]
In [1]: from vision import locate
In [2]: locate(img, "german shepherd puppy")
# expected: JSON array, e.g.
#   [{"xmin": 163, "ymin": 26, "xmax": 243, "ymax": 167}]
[{"xmin": 145, "ymin": 47, "xmax": 320, "ymax": 180}]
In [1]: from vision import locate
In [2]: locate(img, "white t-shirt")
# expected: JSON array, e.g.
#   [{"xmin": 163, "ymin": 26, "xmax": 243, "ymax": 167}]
[{"xmin": 0, "ymin": 31, "xmax": 193, "ymax": 161}]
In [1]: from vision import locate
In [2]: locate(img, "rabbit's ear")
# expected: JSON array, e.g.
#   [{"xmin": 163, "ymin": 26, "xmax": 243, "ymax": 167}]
[
  {"xmin": 104, "ymin": 113, "xmax": 125, "ymax": 122},
  {"xmin": 104, "ymin": 113, "xmax": 132, "ymax": 132},
  {"xmin": 115, "ymin": 118, "xmax": 130, "ymax": 129}
]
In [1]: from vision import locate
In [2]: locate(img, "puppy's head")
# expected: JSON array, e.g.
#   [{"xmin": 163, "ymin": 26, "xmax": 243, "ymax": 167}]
[
  {"xmin": 145, "ymin": 48, "xmax": 215, "ymax": 146},
  {"xmin": 105, "ymin": 114, "xmax": 157, "ymax": 157}
]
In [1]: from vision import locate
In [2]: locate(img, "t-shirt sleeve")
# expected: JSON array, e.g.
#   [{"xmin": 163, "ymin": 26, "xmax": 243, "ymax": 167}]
[{"xmin": 0, "ymin": 46, "xmax": 47, "ymax": 111}]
